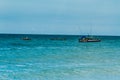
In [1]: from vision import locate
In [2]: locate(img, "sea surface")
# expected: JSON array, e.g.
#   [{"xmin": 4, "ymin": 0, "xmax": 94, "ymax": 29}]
[{"xmin": 0, "ymin": 34, "xmax": 120, "ymax": 80}]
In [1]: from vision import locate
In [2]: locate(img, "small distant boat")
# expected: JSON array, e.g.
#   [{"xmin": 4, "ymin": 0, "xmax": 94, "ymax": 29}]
[
  {"xmin": 50, "ymin": 38, "xmax": 66, "ymax": 41},
  {"xmin": 22, "ymin": 37, "xmax": 31, "ymax": 40},
  {"xmin": 79, "ymin": 36, "xmax": 101, "ymax": 42}
]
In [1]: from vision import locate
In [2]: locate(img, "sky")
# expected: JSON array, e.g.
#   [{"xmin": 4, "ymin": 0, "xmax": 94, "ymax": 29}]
[{"xmin": 0, "ymin": 0, "xmax": 120, "ymax": 35}]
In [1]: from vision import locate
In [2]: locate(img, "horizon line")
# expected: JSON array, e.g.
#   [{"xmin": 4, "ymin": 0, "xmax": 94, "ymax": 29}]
[{"xmin": 0, "ymin": 33, "xmax": 120, "ymax": 37}]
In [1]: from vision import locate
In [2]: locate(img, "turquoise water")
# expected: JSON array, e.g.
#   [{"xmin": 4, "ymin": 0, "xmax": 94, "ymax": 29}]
[{"xmin": 0, "ymin": 34, "xmax": 120, "ymax": 80}]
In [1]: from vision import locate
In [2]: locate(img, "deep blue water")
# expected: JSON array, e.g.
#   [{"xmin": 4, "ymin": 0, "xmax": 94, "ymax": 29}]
[{"xmin": 0, "ymin": 34, "xmax": 120, "ymax": 80}]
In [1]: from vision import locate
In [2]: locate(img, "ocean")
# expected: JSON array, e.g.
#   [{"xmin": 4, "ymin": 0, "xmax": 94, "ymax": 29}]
[{"xmin": 0, "ymin": 34, "xmax": 120, "ymax": 80}]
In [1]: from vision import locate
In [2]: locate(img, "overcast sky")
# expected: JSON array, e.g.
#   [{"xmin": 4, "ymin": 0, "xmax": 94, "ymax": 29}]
[{"xmin": 0, "ymin": 0, "xmax": 120, "ymax": 35}]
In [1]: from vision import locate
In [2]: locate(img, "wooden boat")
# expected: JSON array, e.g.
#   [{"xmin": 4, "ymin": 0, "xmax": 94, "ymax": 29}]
[
  {"xmin": 22, "ymin": 37, "xmax": 31, "ymax": 40},
  {"xmin": 79, "ymin": 36, "xmax": 101, "ymax": 42},
  {"xmin": 50, "ymin": 38, "xmax": 66, "ymax": 41}
]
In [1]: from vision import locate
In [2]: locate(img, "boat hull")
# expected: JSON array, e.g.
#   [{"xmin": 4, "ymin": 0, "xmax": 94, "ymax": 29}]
[{"xmin": 79, "ymin": 39, "xmax": 101, "ymax": 42}]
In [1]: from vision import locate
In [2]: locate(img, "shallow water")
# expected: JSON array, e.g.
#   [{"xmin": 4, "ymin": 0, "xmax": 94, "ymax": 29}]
[{"xmin": 0, "ymin": 34, "xmax": 120, "ymax": 80}]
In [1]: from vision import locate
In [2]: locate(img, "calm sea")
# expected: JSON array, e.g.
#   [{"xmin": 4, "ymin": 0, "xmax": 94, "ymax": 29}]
[{"xmin": 0, "ymin": 34, "xmax": 120, "ymax": 80}]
